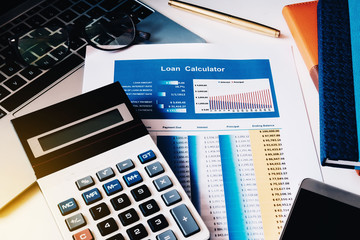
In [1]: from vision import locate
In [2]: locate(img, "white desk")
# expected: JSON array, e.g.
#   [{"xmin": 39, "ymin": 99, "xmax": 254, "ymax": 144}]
[{"xmin": 1, "ymin": 0, "xmax": 360, "ymax": 239}]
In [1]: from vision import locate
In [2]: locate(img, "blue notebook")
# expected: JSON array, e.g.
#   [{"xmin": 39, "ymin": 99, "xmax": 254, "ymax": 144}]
[{"xmin": 319, "ymin": 0, "xmax": 360, "ymax": 168}]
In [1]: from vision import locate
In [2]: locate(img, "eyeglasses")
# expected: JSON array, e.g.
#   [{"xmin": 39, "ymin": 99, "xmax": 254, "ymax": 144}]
[{"xmin": 8, "ymin": 12, "xmax": 150, "ymax": 69}]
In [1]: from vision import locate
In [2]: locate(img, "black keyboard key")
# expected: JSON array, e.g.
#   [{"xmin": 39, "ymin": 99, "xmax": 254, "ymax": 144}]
[
  {"xmin": 0, "ymin": 61, "xmax": 22, "ymax": 77},
  {"xmin": 73, "ymin": 15, "xmax": 92, "ymax": 26},
  {"xmin": 26, "ymin": 6, "xmax": 42, "ymax": 16},
  {"xmin": 107, "ymin": 233, "xmax": 125, "ymax": 240},
  {"xmin": 110, "ymin": 193, "xmax": 131, "ymax": 211},
  {"xmin": 4, "ymin": 75, "xmax": 26, "ymax": 91},
  {"xmin": 35, "ymin": 55, "xmax": 57, "ymax": 68},
  {"xmin": 0, "ymin": 54, "xmax": 83, "ymax": 112},
  {"xmin": 0, "ymin": 72, "xmax": 6, "ymax": 83},
  {"xmin": 87, "ymin": 7, "xmax": 106, "ymax": 19},
  {"xmin": 0, "ymin": 32, "xmax": 12, "ymax": 46},
  {"xmin": 89, "ymin": 202, "xmax": 111, "ymax": 220},
  {"xmin": 40, "ymin": 6, "xmax": 60, "ymax": 19},
  {"xmin": 118, "ymin": 208, "xmax": 139, "ymax": 226},
  {"xmin": 54, "ymin": 0, "xmax": 72, "ymax": 11},
  {"xmin": 26, "ymin": 14, "xmax": 46, "ymax": 27},
  {"xmin": 126, "ymin": 224, "xmax": 148, "ymax": 240},
  {"xmin": 97, "ymin": 217, "xmax": 119, "ymax": 236},
  {"xmin": 0, "ymin": 86, "xmax": 10, "ymax": 101},
  {"xmin": 117, "ymin": 1, "xmax": 141, "ymax": 14},
  {"xmin": 59, "ymin": 9, "xmax": 78, "ymax": 23},
  {"xmin": 131, "ymin": 185, "xmax": 151, "ymax": 202},
  {"xmin": 70, "ymin": 37, "xmax": 86, "ymax": 50},
  {"xmin": 72, "ymin": 1, "xmax": 91, "ymax": 14},
  {"xmin": 134, "ymin": 6, "xmax": 153, "ymax": 20},
  {"xmin": 147, "ymin": 214, "xmax": 169, "ymax": 233},
  {"xmin": 139, "ymin": 199, "xmax": 160, "ymax": 217},
  {"xmin": 10, "ymin": 23, "xmax": 31, "ymax": 35},
  {"xmin": 20, "ymin": 66, "xmax": 42, "ymax": 80}
]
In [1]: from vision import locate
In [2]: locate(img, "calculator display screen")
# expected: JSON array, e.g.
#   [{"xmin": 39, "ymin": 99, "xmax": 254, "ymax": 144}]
[{"xmin": 38, "ymin": 109, "xmax": 124, "ymax": 151}]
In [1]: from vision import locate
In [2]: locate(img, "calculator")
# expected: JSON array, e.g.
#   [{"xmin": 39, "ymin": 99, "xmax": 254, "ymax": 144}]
[{"xmin": 12, "ymin": 82, "xmax": 210, "ymax": 240}]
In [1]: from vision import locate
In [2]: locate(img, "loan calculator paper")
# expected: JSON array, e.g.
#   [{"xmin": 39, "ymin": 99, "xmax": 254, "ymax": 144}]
[{"xmin": 83, "ymin": 44, "xmax": 322, "ymax": 240}]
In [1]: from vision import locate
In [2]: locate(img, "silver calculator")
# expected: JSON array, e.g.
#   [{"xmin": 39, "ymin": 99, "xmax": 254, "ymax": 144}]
[{"xmin": 12, "ymin": 82, "xmax": 210, "ymax": 240}]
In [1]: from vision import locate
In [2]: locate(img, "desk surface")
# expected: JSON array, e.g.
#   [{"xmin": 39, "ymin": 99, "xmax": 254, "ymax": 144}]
[{"xmin": 1, "ymin": 0, "xmax": 360, "ymax": 239}]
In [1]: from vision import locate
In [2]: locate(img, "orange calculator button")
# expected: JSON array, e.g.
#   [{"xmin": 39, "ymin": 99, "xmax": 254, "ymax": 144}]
[{"xmin": 73, "ymin": 228, "xmax": 93, "ymax": 240}]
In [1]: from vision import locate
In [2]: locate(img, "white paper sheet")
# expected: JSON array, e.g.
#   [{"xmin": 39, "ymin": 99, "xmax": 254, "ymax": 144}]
[{"xmin": 83, "ymin": 43, "xmax": 323, "ymax": 240}]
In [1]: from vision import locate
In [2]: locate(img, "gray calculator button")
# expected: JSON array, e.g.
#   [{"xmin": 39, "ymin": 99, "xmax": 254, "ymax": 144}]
[
  {"xmin": 156, "ymin": 230, "xmax": 177, "ymax": 240},
  {"xmin": 65, "ymin": 213, "xmax": 86, "ymax": 231},
  {"xmin": 153, "ymin": 175, "xmax": 173, "ymax": 191},
  {"xmin": 170, "ymin": 204, "xmax": 200, "ymax": 237},
  {"xmin": 162, "ymin": 189, "xmax": 182, "ymax": 206},
  {"xmin": 76, "ymin": 176, "xmax": 94, "ymax": 190},
  {"xmin": 116, "ymin": 159, "xmax": 134, "ymax": 173},
  {"xmin": 145, "ymin": 162, "xmax": 164, "ymax": 177},
  {"xmin": 96, "ymin": 167, "xmax": 115, "ymax": 181}
]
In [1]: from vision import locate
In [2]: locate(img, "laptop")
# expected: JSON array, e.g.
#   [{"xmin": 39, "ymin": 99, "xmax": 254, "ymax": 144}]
[
  {"xmin": 280, "ymin": 178, "xmax": 360, "ymax": 239},
  {"xmin": 0, "ymin": 0, "xmax": 205, "ymax": 209}
]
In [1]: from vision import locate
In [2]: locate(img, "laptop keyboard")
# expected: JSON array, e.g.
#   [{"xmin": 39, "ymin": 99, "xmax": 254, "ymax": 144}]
[{"xmin": 0, "ymin": 0, "xmax": 153, "ymax": 119}]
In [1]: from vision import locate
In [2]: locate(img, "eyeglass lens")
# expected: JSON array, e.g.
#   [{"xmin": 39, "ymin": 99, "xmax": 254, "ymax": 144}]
[{"xmin": 15, "ymin": 13, "xmax": 136, "ymax": 68}]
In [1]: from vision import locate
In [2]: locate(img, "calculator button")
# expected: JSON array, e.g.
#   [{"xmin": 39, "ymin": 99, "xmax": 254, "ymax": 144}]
[
  {"xmin": 138, "ymin": 150, "xmax": 156, "ymax": 164},
  {"xmin": 106, "ymin": 233, "xmax": 125, "ymax": 240},
  {"xmin": 147, "ymin": 214, "xmax": 169, "ymax": 232},
  {"xmin": 73, "ymin": 228, "xmax": 93, "ymax": 240},
  {"xmin": 126, "ymin": 223, "xmax": 148, "ymax": 240},
  {"xmin": 103, "ymin": 179, "xmax": 123, "ymax": 196},
  {"xmin": 58, "ymin": 198, "xmax": 78, "ymax": 216},
  {"xmin": 97, "ymin": 217, "xmax": 119, "ymax": 236},
  {"xmin": 170, "ymin": 204, "xmax": 200, "ymax": 237},
  {"xmin": 96, "ymin": 167, "xmax": 115, "ymax": 181},
  {"xmin": 145, "ymin": 162, "xmax": 164, "ymax": 177},
  {"xmin": 118, "ymin": 208, "xmax": 139, "ymax": 226},
  {"xmin": 139, "ymin": 199, "xmax": 160, "ymax": 217},
  {"xmin": 82, "ymin": 188, "xmax": 102, "ymax": 205},
  {"xmin": 76, "ymin": 176, "xmax": 95, "ymax": 190},
  {"xmin": 65, "ymin": 213, "xmax": 86, "ymax": 231},
  {"xmin": 110, "ymin": 193, "xmax": 131, "ymax": 211},
  {"xmin": 153, "ymin": 175, "xmax": 173, "ymax": 191},
  {"xmin": 131, "ymin": 185, "xmax": 151, "ymax": 202},
  {"xmin": 89, "ymin": 202, "xmax": 111, "ymax": 220},
  {"xmin": 116, "ymin": 159, "xmax": 135, "ymax": 173},
  {"xmin": 156, "ymin": 230, "xmax": 177, "ymax": 240},
  {"xmin": 123, "ymin": 170, "xmax": 143, "ymax": 187},
  {"xmin": 162, "ymin": 189, "xmax": 182, "ymax": 206}
]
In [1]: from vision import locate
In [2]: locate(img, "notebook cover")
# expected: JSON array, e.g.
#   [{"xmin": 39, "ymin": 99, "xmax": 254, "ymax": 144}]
[
  {"xmin": 318, "ymin": 0, "xmax": 359, "ymax": 168},
  {"xmin": 282, "ymin": 1, "xmax": 319, "ymax": 91}
]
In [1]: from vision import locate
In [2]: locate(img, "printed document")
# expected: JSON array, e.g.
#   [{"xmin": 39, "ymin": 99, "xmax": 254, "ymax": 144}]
[{"xmin": 83, "ymin": 43, "xmax": 323, "ymax": 240}]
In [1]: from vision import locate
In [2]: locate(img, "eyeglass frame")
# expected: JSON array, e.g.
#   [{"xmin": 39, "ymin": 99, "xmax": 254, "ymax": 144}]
[{"xmin": 7, "ymin": 12, "xmax": 151, "ymax": 69}]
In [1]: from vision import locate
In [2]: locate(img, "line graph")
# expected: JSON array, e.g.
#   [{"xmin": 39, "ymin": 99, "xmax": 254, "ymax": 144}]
[{"xmin": 194, "ymin": 79, "xmax": 275, "ymax": 113}]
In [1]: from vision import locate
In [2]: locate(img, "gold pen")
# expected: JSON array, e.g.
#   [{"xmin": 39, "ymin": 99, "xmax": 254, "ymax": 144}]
[{"xmin": 168, "ymin": 0, "xmax": 280, "ymax": 38}]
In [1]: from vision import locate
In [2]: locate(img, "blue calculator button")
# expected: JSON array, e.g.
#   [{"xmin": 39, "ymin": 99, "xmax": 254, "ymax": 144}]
[
  {"xmin": 58, "ymin": 198, "xmax": 78, "ymax": 216},
  {"xmin": 123, "ymin": 170, "xmax": 143, "ymax": 187},
  {"xmin": 138, "ymin": 150, "xmax": 156, "ymax": 164},
  {"xmin": 82, "ymin": 188, "xmax": 102, "ymax": 205},
  {"xmin": 103, "ymin": 179, "xmax": 123, "ymax": 196}
]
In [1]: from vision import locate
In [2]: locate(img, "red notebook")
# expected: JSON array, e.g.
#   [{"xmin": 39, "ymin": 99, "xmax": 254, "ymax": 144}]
[{"xmin": 282, "ymin": 1, "xmax": 319, "ymax": 91}]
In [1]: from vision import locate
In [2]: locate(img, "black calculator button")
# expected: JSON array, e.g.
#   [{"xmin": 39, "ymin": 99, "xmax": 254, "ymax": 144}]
[
  {"xmin": 76, "ymin": 176, "xmax": 94, "ymax": 190},
  {"xmin": 170, "ymin": 204, "xmax": 200, "ymax": 237},
  {"xmin": 123, "ymin": 170, "xmax": 143, "ymax": 187},
  {"xmin": 110, "ymin": 193, "xmax": 131, "ymax": 211},
  {"xmin": 153, "ymin": 175, "xmax": 173, "ymax": 191},
  {"xmin": 58, "ymin": 198, "xmax": 78, "ymax": 216},
  {"xmin": 106, "ymin": 233, "xmax": 125, "ymax": 240},
  {"xmin": 139, "ymin": 199, "xmax": 160, "ymax": 217},
  {"xmin": 131, "ymin": 185, "xmax": 151, "ymax": 202},
  {"xmin": 162, "ymin": 189, "xmax": 182, "ymax": 206},
  {"xmin": 65, "ymin": 213, "xmax": 86, "ymax": 231},
  {"xmin": 126, "ymin": 223, "xmax": 148, "ymax": 240},
  {"xmin": 118, "ymin": 208, "xmax": 139, "ymax": 226},
  {"xmin": 97, "ymin": 217, "xmax": 119, "ymax": 236},
  {"xmin": 103, "ymin": 179, "xmax": 123, "ymax": 196},
  {"xmin": 138, "ymin": 150, "xmax": 156, "ymax": 164},
  {"xmin": 89, "ymin": 202, "xmax": 111, "ymax": 220},
  {"xmin": 156, "ymin": 230, "xmax": 177, "ymax": 240},
  {"xmin": 147, "ymin": 214, "xmax": 169, "ymax": 233},
  {"xmin": 96, "ymin": 167, "xmax": 115, "ymax": 181},
  {"xmin": 82, "ymin": 188, "xmax": 102, "ymax": 205},
  {"xmin": 116, "ymin": 159, "xmax": 135, "ymax": 173},
  {"xmin": 145, "ymin": 162, "xmax": 164, "ymax": 177}
]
